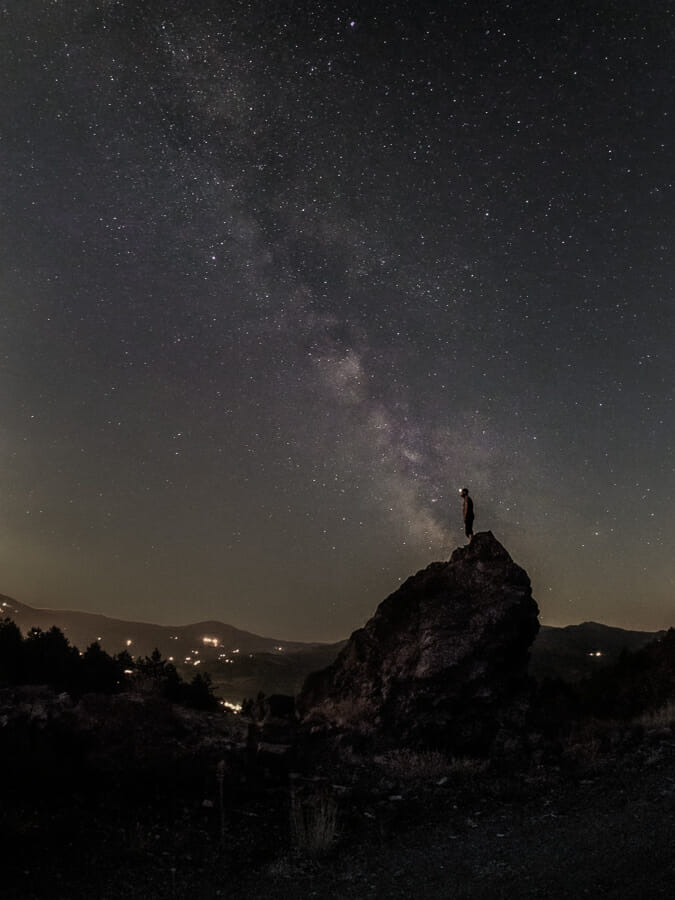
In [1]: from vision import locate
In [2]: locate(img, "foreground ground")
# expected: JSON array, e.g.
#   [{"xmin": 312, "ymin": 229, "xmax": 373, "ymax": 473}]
[
  {"xmin": 2, "ymin": 687, "xmax": 675, "ymax": 899},
  {"xmin": 235, "ymin": 733, "xmax": 675, "ymax": 899}
]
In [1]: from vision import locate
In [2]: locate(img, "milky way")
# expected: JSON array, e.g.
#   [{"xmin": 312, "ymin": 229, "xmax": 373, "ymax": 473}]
[{"xmin": 0, "ymin": 1, "xmax": 672, "ymax": 640}]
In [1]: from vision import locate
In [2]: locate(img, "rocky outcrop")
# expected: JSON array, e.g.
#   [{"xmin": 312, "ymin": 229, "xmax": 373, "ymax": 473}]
[{"xmin": 298, "ymin": 532, "xmax": 539, "ymax": 754}]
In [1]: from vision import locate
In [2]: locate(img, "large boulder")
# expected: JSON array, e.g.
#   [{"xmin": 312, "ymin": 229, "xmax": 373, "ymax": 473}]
[{"xmin": 298, "ymin": 532, "xmax": 539, "ymax": 754}]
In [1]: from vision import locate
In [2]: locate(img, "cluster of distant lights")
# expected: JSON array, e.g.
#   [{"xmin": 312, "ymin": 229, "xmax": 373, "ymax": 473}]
[
  {"xmin": 0, "ymin": 611, "xmax": 261, "ymax": 714},
  {"xmin": 121, "ymin": 634, "xmax": 286, "ymax": 668},
  {"xmin": 0, "ymin": 607, "xmax": 260, "ymax": 715}
]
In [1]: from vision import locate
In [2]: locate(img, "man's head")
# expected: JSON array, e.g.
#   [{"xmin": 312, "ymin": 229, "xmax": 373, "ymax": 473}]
[{"xmin": 459, "ymin": 488, "xmax": 469, "ymax": 498}]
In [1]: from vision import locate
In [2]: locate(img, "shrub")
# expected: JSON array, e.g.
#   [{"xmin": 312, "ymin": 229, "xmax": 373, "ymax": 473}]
[
  {"xmin": 289, "ymin": 786, "xmax": 339, "ymax": 856},
  {"xmin": 374, "ymin": 748, "xmax": 485, "ymax": 781}
]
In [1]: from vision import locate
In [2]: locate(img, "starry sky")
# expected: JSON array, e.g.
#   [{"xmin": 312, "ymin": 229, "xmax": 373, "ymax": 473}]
[{"xmin": 0, "ymin": 0, "xmax": 672, "ymax": 641}]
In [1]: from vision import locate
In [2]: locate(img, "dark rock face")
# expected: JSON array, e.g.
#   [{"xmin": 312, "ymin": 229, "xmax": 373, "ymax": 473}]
[{"xmin": 298, "ymin": 532, "xmax": 539, "ymax": 754}]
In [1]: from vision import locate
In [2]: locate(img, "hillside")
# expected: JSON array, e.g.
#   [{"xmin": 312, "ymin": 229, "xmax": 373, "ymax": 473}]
[
  {"xmin": 0, "ymin": 594, "xmax": 345, "ymax": 702},
  {"xmin": 530, "ymin": 621, "xmax": 666, "ymax": 682},
  {"xmin": 1, "ymin": 593, "xmax": 666, "ymax": 701},
  {"xmin": 0, "ymin": 594, "xmax": 312, "ymax": 655}
]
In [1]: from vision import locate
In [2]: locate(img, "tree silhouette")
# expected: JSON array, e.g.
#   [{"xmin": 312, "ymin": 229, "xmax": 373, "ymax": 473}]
[
  {"xmin": 182, "ymin": 672, "xmax": 219, "ymax": 711},
  {"xmin": 23, "ymin": 626, "xmax": 79, "ymax": 688},
  {"xmin": 0, "ymin": 618, "xmax": 23, "ymax": 683},
  {"xmin": 0, "ymin": 619, "xmax": 220, "ymax": 709},
  {"xmin": 80, "ymin": 641, "xmax": 126, "ymax": 694}
]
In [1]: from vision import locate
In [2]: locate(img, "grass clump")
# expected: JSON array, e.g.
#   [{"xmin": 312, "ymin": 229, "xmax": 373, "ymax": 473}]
[
  {"xmin": 638, "ymin": 700, "xmax": 675, "ymax": 730},
  {"xmin": 289, "ymin": 786, "xmax": 339, "ymax": 856},
  {"xmin": 374, "ymin": 748, "xmax": 487, "ymax": 781}
]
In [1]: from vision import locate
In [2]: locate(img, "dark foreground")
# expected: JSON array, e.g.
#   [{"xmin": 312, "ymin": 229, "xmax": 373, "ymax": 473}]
[{"xmin": 2, "ymin": 686, "xmax": 675, "ymax": 899}]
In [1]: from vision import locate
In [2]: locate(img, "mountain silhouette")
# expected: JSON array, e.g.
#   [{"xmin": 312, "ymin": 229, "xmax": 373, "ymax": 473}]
[{"xmin": 1, "ymin": 586, "xmax": 664, "ymax": 701}]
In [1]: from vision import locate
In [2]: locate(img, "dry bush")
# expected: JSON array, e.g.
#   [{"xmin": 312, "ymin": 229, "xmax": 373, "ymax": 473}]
[
  {"xmin": 374, "ymin": 748, "xmax": 487, "ymax": 781},
  {"xmin": 289, "ymin": 787, "xmax": 339, "ymax": 856},
  {"xmin": 561, "ymin": 718, "xmax": 622, "ymax": 769},
  {"xmin": 638, "ymin": 701, "xmax": 675, "ymax": 730}
]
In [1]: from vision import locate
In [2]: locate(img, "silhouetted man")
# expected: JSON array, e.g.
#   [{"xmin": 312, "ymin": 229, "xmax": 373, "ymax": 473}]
[{"xmin": 459, "ymin": 488, "xmax": 474, "ymax": 541}]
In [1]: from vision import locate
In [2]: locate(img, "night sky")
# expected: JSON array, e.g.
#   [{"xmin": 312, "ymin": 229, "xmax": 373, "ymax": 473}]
[{"xmin": 1, "ymin": 1, "xmax": 672, "ymax": 641}]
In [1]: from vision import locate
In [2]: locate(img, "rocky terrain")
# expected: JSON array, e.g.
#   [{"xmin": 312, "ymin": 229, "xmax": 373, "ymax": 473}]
[{"xmin": 2, "ymin": 532, "xmax": 675, "ymax": 898}]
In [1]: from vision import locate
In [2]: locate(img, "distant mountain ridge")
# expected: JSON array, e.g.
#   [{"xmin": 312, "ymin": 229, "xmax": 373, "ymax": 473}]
[
  {"xmin": 531, "ymin": 621, "xmax": 667, "ymax": 682},
  {"xmin": 0, "ymin": 592, "xmax": 667, "ymax": 698},
  {"xmin": 0, "ymin": 593, "xmax": 323, "ymax": 658},
  {"xmin": 0, "ymin": 593, "xmax": 344, "ymax": 701}
]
